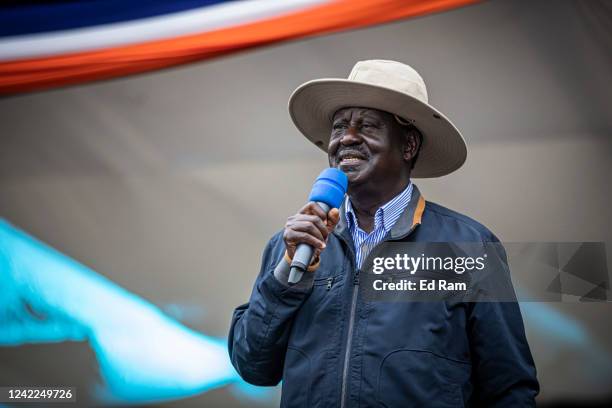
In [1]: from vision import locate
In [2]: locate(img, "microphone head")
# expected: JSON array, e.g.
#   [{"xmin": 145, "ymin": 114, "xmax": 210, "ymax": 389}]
[{"xmin": 308, "ymin": 168, "xmax": 348, "ymax": 208}]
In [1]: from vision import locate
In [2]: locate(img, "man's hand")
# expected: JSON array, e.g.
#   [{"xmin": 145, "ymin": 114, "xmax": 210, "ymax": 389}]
[{"xmin": 283, "ymin": 203, "xmax": 340, "ymax": 264}]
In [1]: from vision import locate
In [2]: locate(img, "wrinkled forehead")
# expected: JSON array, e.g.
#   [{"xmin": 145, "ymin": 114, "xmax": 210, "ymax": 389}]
[{"xmin": 332, "ymin": 106, "xmax": 393, "ymax": 122}]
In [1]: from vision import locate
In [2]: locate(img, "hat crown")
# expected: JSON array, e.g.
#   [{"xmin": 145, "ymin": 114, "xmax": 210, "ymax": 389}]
[{"xmin": 348, "ymin": 59, "xmax": 428, "ymax": 104}]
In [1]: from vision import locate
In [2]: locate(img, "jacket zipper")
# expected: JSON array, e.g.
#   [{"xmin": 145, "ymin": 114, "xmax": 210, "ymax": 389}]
[
  {"xmin": 338, "ymin": 225, "xmax": 419, "ymax": 408},
  {"xmin": 326, "ymin": 277, "xmax": 334, "ymax": 290},
  {"xmin": 340, "ymin": 268, "xmax": 360, "ymax": 408}
]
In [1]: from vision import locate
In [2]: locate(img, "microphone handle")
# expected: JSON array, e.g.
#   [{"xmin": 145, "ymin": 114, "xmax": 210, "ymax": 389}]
[{"xmin": 288, "ymin": 202, "xmax": 330, "ymax": 284}]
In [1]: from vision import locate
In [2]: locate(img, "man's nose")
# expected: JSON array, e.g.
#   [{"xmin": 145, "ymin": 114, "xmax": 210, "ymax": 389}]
[{"xmin": 340, "ymin": 126, "xmax": 361, "ymax": 145}]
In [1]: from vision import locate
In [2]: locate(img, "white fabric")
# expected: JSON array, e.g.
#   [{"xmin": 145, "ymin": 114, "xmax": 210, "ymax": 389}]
[{"xmin": 0, "ymin": 0, "xmax": 329, "ymax": 61}]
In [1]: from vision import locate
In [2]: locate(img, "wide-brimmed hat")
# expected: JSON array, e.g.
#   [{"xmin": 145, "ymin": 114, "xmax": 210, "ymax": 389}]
[{"xmin": 288, "ymin": 59, "xmax": 467, "ymax": 178}]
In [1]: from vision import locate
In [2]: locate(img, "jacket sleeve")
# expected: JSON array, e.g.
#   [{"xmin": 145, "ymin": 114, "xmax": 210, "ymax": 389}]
[
  {"xmin": 227, "ymin": 232, "xmax": 314, "ymax": 386},
  {"xmin": 467, "ymin": 240, "xmax": 540, "ymax": 407}
]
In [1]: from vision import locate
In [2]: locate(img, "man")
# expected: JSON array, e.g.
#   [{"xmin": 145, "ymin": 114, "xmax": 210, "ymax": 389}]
[{"xmin": 228, "ymin": 60, "xmax": 539, "ymax": 407}]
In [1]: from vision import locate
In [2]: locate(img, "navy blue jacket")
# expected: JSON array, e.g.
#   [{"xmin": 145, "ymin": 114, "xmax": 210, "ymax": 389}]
[{"xmin": 229, "ymin": 187, "xmax": 539, "ymax": 407}]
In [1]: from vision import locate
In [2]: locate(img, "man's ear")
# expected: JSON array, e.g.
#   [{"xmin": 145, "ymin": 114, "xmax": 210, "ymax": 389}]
[{"xmin": 402, "ymin": 130, "xmax": 419, "ymax": 162}]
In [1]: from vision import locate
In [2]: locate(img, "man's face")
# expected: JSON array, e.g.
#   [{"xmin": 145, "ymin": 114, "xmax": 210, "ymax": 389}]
[{"xmin": 328, "ymin": 107, "xmax": 407, "ymax": 189}]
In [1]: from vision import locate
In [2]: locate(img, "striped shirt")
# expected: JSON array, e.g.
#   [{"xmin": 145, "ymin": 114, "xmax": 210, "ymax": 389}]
[{"xmin": 345, "ymin": 182, "xmax": 413, "ymax": 269}]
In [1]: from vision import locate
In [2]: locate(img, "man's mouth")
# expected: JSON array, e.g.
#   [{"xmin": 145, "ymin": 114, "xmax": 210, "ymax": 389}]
[{"xmin": 337, "ymin": 151, "xmax": 367, "ymax": 167}]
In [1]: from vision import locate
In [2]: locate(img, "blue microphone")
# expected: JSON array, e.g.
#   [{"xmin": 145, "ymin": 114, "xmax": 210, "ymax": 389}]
[{"xmin": 288, "ymin": 168, "xmax": 348, "ymax": 284}]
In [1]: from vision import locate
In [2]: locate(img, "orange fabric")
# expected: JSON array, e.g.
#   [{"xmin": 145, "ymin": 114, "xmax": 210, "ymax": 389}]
[
  {"xmin": 412, "ymin": 196, "xmax": 426, "ymax": 227},
  {"xmin": 0, "ymin": 0, "xmax": 480, "ymax": 94}
]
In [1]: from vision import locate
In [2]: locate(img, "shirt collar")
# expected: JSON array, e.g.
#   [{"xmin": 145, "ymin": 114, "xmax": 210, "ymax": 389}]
[{"xmin": 345, "ymin": 182, "xmax": 414, "ymax": 234}]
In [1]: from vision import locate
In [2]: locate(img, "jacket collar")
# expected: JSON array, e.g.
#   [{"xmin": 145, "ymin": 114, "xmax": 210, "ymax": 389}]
[{"xmin": 334, "ymin": 184, "xmax": 426, "ymax": 242}]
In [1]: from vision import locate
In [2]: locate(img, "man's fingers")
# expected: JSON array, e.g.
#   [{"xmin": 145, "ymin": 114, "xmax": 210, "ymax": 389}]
[
  {"xmin": 283, "ymin": 204, "xmax": 338, "ymax": 261},
  {"xmin": 305, "ymin": 214, "xmax": 329, "ymax": 239},
  {"xmin": 291, "ymin": 220, "xmax": 325, "ymax": 242},
  {"xmin": 299, "ymin": 202, "xmax": 327, "ymax": 220},
  {"xmin": 285, "ymin": 231, "xmax": 326, "ymax": 251},
  {"xmin": 287, "ymin": 214, "xmax": 329, "ymax": 239},
  {"xmin": 326, "ymin": 208, "xmax": 340, "ymax": 232}
]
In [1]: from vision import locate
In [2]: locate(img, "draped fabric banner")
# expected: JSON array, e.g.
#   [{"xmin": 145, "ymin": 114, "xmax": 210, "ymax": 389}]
[{"xmin": 0, "ymin": 0, "xmax": 479, "ymax": 95}]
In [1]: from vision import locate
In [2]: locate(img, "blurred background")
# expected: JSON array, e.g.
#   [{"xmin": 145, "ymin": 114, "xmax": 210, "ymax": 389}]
[{"xmin": 1, "ymin": 0, "xmax": 611, "ymax": 406}]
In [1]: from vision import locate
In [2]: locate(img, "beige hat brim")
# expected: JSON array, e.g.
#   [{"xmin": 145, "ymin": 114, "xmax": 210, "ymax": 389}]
[{"xmin": 288, "ymin": 79, "xmax": 467, "ymax": 178}]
